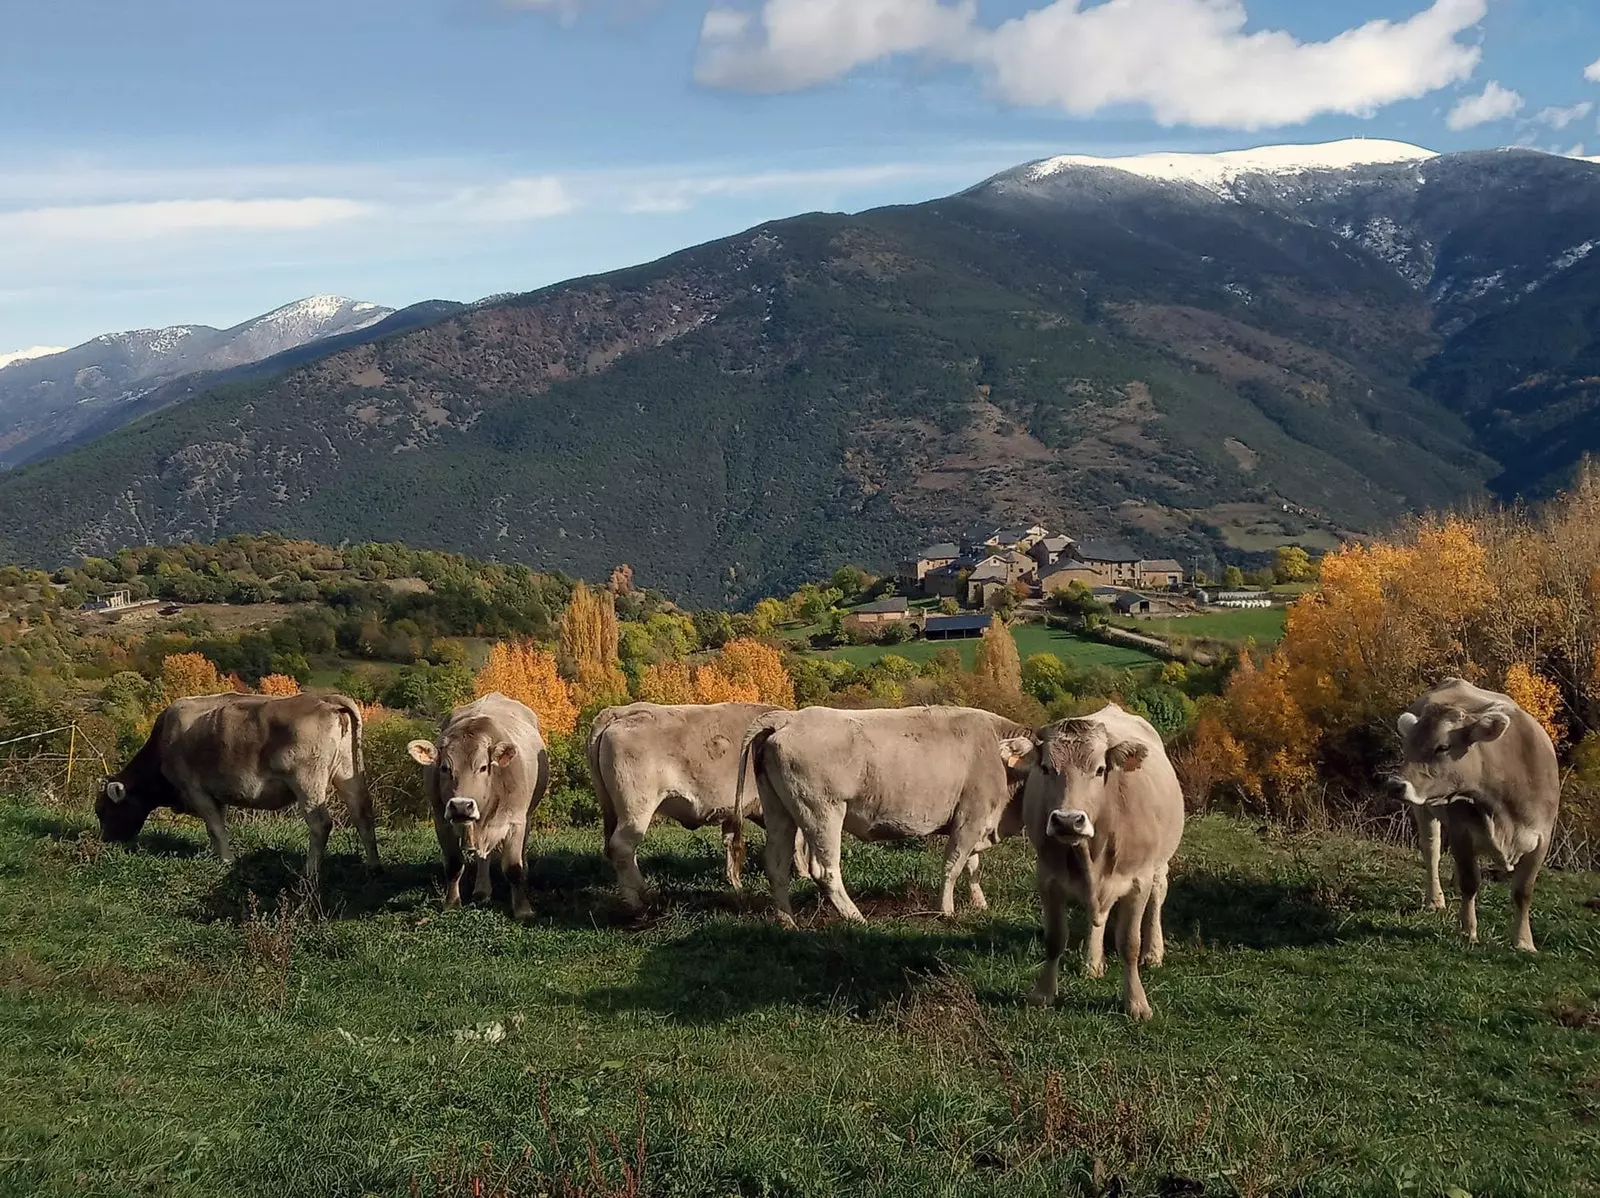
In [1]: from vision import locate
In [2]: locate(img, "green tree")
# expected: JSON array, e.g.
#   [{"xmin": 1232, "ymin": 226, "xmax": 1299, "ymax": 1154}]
[
  {"xmin": 1222, "ymin": 565, "xmax": 1245, "ymax": 589},
  {"xmin": 1274, "ymin": 545, "xmax": 1313, "ymax": 583},
  {"xmin": 1021, "ymin": 653, "xmax": 1070, "ymax": 704},
  {"xmin": 830, "ymin": 565, "xmax": 873, "ymax": 600}
]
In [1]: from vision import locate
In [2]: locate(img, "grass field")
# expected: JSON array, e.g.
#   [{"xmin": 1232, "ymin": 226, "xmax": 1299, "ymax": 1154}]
[
  {"xmin": 1113, "ymin": 608, "xmax": 1288, "ymax": 646},
  {"xmin": 822, "ymin": 625, "xmax": 1160, "ymax": 671},
  {"xmin": 3, "ymin": 802, "xmax": 1598, "ymax": 1197}
]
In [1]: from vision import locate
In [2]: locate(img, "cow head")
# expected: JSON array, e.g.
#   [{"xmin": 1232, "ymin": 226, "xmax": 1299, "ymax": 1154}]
[
  {"xmin": 1023, "ymin": 719, "xmax": 1149, "ymax": 845},
  {"xmin": 1386, "ymin": 700, "xmax": 1511, "ymax": 807},
  {"xmin": 408, "ymin": 732, "xmax": 520, "ymax": 859},
  {"xmin": 96, "ymin": 774, "xmax": 157, "ymax": 843}
]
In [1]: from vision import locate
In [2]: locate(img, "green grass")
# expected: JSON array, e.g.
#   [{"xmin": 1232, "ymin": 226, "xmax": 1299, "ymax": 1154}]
[
  {"xmin": 2, "ymin": 802, "xmax": 1597, "ymax": 1196},
  {"xmin": 821, "ymin": 625, "xmax": 1160, "ymax": 670},
  {"xmin": 1112, "ymin": 608, "xmax": 1288, "ymax": 646}
]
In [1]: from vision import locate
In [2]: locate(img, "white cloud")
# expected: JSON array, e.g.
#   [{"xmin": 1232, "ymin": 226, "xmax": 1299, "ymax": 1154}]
[
  {"xmin": 1446, "ymin": 80, "xmax": 1524, "ymax": 130},
  {"xmin": 1586, "ymin": 55, "xmax": 1600, "ymax": 83},
  {"xmin": 618, "ymin": 160, "xmax": 989, "ymax": 213},
  {"xmin": 1535, "ymin": 101, "xmax": 1593, "ymax": 129},
  {"xmin": 697, "ymin": 0, "xmax": 976, "ymax": 91},
  {"xmin": 696, "ymin": 0, "xmax": 1487, "ymax": 129},
  {"xmin": 0, "ymin": 197, "xmax": 373, "ymax": 243},
  {"xmin": 445, "ymin": 176, "xmax": 576, "ymax": 222}
]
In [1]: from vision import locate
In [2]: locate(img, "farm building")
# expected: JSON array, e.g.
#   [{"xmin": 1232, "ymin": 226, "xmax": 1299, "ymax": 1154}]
[{"xmin": 923, "ymin": 613, "xmax": 993, "ymax": 640}]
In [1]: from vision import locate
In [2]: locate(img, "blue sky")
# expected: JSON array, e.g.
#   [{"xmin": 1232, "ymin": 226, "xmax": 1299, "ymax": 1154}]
[{"xmin": 3, "ymin": 0, "xmax": 1600, "ymax": 352}]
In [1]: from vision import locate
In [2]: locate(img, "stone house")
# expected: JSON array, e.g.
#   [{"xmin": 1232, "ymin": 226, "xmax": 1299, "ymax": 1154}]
[{"xmin": 841, "ymin": 596, "xmax": 913, "ymax": 635}]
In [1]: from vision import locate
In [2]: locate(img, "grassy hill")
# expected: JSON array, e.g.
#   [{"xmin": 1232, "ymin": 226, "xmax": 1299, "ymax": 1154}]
[{"xmin": 2, "ymin": 803, "xmax": 1597, "ymax": 1197}]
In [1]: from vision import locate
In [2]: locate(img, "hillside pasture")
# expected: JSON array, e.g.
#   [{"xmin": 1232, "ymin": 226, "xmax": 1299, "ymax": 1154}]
[
  {"xmin": 2, "ymin": 802, "xmax": 1597, "ymax": 1197},
  {"xmin": 821, "ymin": 625, "xmax": 1161, "ymax": 671},
  {"xmin": 1114, "ymin": 607, "xmax": 1288, "ymax": 646}
]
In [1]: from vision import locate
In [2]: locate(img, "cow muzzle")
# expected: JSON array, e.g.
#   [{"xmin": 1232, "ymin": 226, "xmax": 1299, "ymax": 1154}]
[
  {"xmin": 1046, "ymin": 808, "xmax": 1095, "ymax": 842},
  {"xmin": 445, "ymin": 797, "xmax": 481, "ymax": 824}
]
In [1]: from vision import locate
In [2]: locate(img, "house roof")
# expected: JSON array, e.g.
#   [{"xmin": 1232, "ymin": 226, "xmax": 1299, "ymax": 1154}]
[
  {"xmin": 968, "ymin": 560, "xmax": 1013, "ymax": 582},
  {"xmin": 1141, "ymin": 559, "xmax": 1184, "ymax": 572},
  {"xmin": 1074, "ymin": 540, "xmax": 1142, "ymax": 563},
  {"xmin": 1041, "ymin": 561, "xmax": 1104, "ymax": 578},
  {"xmin": 852, "ymin": 596, "xmax": 910, "ymax": 614},
  {"xmin": 924, "ymin": 614, "xmax": 993, "ymax": 633},
  {"xmin": 1039, "ymin": 535, "xmax": 1075, "ymax": 553},
  {"xmin": 1112, "ymin": 592, "xmax": 1151, "ymax": 612},
  {"xmin": 915, "ymin": 543, "xmax": 960, "ymax": 561}
]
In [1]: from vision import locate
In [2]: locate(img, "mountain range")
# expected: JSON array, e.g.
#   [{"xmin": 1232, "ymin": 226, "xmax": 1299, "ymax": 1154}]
[{"xmin": 2, "ymin": 140, "xmax": 1599, "ymax": 604}]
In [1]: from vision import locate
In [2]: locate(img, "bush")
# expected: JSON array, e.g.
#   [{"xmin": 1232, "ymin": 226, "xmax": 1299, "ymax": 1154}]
[{"xmin": 361, "ymin": 715, "xmax": 436, "ymax": 824}]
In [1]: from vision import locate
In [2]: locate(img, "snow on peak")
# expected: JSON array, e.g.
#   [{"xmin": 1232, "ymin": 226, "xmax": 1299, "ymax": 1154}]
[
  {"xmin": 1027, "ymin": 139, "xmax": 1438, "ymax": 195},
  {"xmin": 0, "ymin": 345, "xmax": 68, "ymax": 371}
]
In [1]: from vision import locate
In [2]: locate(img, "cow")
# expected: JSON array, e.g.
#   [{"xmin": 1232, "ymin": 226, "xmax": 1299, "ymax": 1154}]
[
  {"xmin": 96, "ymin": 692, "xmax": 378, "ymax": 885},
  {"xmin": 739, "ymin": 705, "xmax": 1032, "ymax": 926},
  {"xmin": 407, "ymin": 692, "xmax": 549, "ymax": 921},
  {"xmin": 1387, "ymin": 678, "xmax": 1559, "ymax": 952},
  {"xmin": 1011, "ymin": 704, "xmax": 1184, "ymax": 1021},
  {"xmin": 587, "ymin": 701, "xmax": 818, "ymax": 912}
]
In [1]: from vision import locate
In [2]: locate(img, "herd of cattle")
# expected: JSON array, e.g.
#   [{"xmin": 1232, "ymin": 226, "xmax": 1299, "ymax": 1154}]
[{"xmin": 95, "ymin": 677, "xmax": 1560, "ymax": 1020}]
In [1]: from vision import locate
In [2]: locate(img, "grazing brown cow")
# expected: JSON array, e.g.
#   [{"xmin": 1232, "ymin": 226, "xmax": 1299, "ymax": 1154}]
[
  {"xmin": 1013, "ymin": 704, "xmax": 1184, "ymax": 1021},
  {"xmin": 1388, "ymin": 678, "xmax": 1560, "ymax": 952},
  {"xmin": 739, "ymin": 705, "xmax": 1032, "ymax": 925},
  {"xmin": 408, "ymin": 692, "xmax": 549, "ymax": 921},
  {"xmin": 96, "ymin": 692, "xmax": 378, "ymax": 885},
  {"xmin": 587, "ymin": 701, "xmax": 818, "ymax": 912}
]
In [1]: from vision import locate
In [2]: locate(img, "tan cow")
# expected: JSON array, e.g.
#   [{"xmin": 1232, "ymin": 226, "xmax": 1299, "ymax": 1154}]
[
  {"xmin": 587, "ymin": 701, "xmax": 818, "ymax": 912},
  {"xmin": 740, "ymin": 705, "xmax": 1031, "ymax": 925},
  {"xmin": 96, "ymin": 692, "xmax": 378, "ymax": 885},
  {"xmin": 408, "ymin": 692, "xmax": 549, "ymax": 921},
  {"xmin": 1013, "ymin": 704, "xmax": 1183, "ymax": 1021},
  {"xmin": 1388, "ymin": 678, "xmax": 1559, "ymax": 952}
]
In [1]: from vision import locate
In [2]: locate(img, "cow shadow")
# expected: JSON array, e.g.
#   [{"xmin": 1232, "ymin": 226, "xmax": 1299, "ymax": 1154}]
[
  {"xmin": 197, "ymin": 847, "xmax": 441, "ymax": 922},
  {"xmin": 14, "ymin": 813, "xmax": 207, "ymax": 860},
  {"xmin": 579, "ymin": 912, "xmax": 1035, "ymax": 1024},
  {"xmin": 1162, "ymin": 869, "xmax": 1427, "ymax": 949}
]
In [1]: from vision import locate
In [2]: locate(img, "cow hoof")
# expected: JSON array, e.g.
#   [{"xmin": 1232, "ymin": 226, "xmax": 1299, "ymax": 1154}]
[
  {"xmin": 1424, "ymin": 896, "xmax": 1446, "ymax": 912},
  {"xmin": 1083, "ymin": 962, "xmax": 1106, "ymax": 980},
  {"xmin": 1514, "ymin": 941, "xmax": 1537, "ymax": 954},
  {"xmin": 1126, "ymin": 999, "xmax": 1154, "ymax": 1022},
  {"xmin": 512, "ymin": 907, "xmax": 535, "ymax": 923},
  {"xmin": 1026, "ymin": 988, "xmax": 1056, "ymax": 1008},
  {"xmin": 1140, "ymin": 952, "xmax": 1164, "ymax": 968}
]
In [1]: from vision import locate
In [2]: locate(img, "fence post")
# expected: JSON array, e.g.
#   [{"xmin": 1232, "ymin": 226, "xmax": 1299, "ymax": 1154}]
[{"xmin": 65, "ymin": 724, "xmax": 77, "ymax": 803}]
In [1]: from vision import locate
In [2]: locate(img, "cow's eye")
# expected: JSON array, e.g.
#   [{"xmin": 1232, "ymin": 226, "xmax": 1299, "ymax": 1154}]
[
  {"xmin": 479, "ymin": 763, "xmax": 490, "ymax": 774},
  {"xmin": 1434, "ymin": 744, "xmax": 1450, "ymax": 757},
  {"xmin": 1095, "ymin": 764, "xmax": 1107, "ymax": 778}
]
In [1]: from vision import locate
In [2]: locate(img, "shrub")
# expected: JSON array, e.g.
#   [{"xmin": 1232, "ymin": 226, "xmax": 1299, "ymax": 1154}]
[{"xmin": 361, "ymin": 715, "xmax": 437, "ymax": 824}]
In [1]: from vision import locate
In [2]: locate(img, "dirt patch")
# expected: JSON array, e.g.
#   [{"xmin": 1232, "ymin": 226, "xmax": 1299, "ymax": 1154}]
[
  {"xmin": 348, "ymin": 367, "xmax": 389, "ymax": 388},
  {"xmin": 1224, "ymin": 438, "xmax": 1259, "ymax": 472}
]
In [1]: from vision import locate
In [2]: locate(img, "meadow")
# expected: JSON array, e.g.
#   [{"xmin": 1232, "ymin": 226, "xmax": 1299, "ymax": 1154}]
[
  {"xmin": 1111, "ymin": 608, "xmax": 1288, "ymax": 647},
  {"xmin": 821, "ymin": 625, "xmax": 1160, "ymax": 671},
  {"xmin": 3, "ymin": 801, "xmax": 1597, "ymax": 1197}
]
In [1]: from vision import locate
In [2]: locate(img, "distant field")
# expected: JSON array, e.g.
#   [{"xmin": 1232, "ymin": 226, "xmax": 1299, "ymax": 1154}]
[
  {"xmin": 820, "ymin": 625, "xmax": 1160, "ymax": 670},
  {"xmin": 1115, "ymin": 607, "xmax": 1287, "ymax": 645}
]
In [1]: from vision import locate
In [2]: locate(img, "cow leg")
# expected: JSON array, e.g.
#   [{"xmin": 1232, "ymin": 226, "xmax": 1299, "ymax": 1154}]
[
  {"xmin": 334, "ymin": 772, "xmax": 380, "ymax": 869},
  {"xmin": 606, "ymin": 811, "xmax": 655, "ymax": 913},
  {"xmin": 302, "ymin": 803, "xmax": 333, "ymax": 890},
  {"xmin": 795, "ymin": 829, "xmax": 823, "ymax": 883},
  {"xmin": 1413, "ymin": 805, "xmax": 1446, "ymax": 911},
  {"xmin": 937, "ymin": 815, "xmax": 989, "ymax": 917},
  {"xmin": 502, "ymin": 823, "xmax": 534, "ymax": 922},
  {"xmin": 1140, "ymin": 862, "xmax": 1169, "ymax": 968},
  {"xmin": 1449, "ymin": 826, "xmax": 1481, "ymax": 945},
  {"xmin": 1116, "ymin": 880, "xmax": 1154, "ymax": 1021},
  {"xmin": 761, "ymin": 795, "xmax": 799, "ymax": 928},
  {"xmin": 965, "ymin": 851, "xmax": 988, "ymax": 912},
  {"xmin": 1508, "ymin": 838, "xmax": 1546, "ymax": 953},
  {"xmin": 434, "ymin": 815, "xmax": 465, "ymax": 909},
  {"xmin": 178, "ymin": 787, "xmax": 232, "ymax": 865},
  {"xmin": 1028, "ymin": 874, "xmax": 1069, "ymax": 1007},
  {"xmin": 1083, "ymin": 906, "xmax": 1110, "ymax": 979},
  {"xmin": 802, "ymin": 805, "xmax": 865, "ymax": 924}
]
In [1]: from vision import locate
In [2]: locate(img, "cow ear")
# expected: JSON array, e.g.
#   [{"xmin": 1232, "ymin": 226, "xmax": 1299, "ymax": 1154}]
[
  {"xmin": 1466, "ymin": 709, "xmax": 1511, "ymax": 744},
  {"xmin": 105, "ymin": 780, "xmax": 126, "ymax": 803},
  {"xmin": 999, "ymin": 736, "xmax": 1037, "ymax": 772},
  {"xmin": 1107, "ymin": 740, "xmax": 1149, "ymax": 772},
  {"xmin": 492, "ymin": 741, "xmax": 519, "ymax": 767},
  {"xmin": 1396, "ymin": 711, "xmax": 1418, "ymax": 738},
  {"xmin": 407, "ymin": 740, "xmax": 438, "ymax": 766}
]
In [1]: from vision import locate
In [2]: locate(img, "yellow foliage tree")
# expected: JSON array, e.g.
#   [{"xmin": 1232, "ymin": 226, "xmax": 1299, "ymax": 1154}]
[
  {"xmin": 973, "ymin": 618, "xmax": 1022, "ymax": 697},
  {"xmin": 1503, "ymin": 662, "xmax": 1564, "ymax": 743},
  {"xmin": 160, "ymin": 652, "xmax": 224, "ymax": 702},
  {"xmin": 474, "ymin": 640, "xmax": 578, "ymax": 735},
  {"xmin": 716, "ymin": 639, "xmax": 795, "ymax": 708},
  {"xmin": 560, "ymin": 582, "xmax": 629, "ymax": 708},
  {"xmin": 691, "ymin": 664, "xmax": 761, "ymax": 705},
  {"xmin": 258, "ymin": 674, "xmax": 301, "ymax": 697},
  {"xmin": 637, "ymin": 660, "xmax": 695, "ymax": 705}
]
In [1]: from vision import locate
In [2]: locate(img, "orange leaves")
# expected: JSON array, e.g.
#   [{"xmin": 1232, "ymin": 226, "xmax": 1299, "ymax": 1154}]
[
  {"xmin": 1503, "ymin": 663, "xmax": 1564, "ymax": 743},
  {"xmin": 474, "ymin": 640, "xmax": 578, "ymax": 736},
  {"xmin": 258, "ymin": 674, "xmax": 301, "ymax": 697},
  {"xmin": 635, "ymin": 640, "xmax": 794, "ymax": 708},
  {"xmin": 973, "ymin": 618, "xmax": 1022, "ymax": 698},
  {"xmin": 560, "ymin": 582, "xmax": 629, "ymax": 709},
  {"xmin": 160, "ymin": 652, "xmax": 225, "ymax": 702}
]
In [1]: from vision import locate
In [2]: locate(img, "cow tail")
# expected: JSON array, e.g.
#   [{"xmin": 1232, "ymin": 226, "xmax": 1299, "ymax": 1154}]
[
  {"xmin": 587, "ymin": 709, "xmax": 620, "ymax": 849},
  {"xmin": 734, "ymin": 711, "xmax": 793, "ymax": 866}
]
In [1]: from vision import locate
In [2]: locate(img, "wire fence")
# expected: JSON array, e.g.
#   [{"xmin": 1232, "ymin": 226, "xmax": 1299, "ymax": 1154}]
[{"xmin": 0, "ymin": 723, "xmax": 114, "ymax": 811}]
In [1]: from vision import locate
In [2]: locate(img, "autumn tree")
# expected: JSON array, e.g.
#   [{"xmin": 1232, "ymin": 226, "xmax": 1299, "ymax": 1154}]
[
  {"xmin": 475, "ymin": 640, "xmax": 578, "ymax": 735},
  {"xmin": 608, "ymin": 564, "xmax": 634, "ymax": 595},
  {"xmin": 1274, "ymin": 545, "xmax": 1313, "ymax": 584},
  {"xmin": 691, "ymin": 664, "xmax": 761, "ymax": 704},
  {"xmin": 716, "ymin": 639, "xmax": 795, "ymax": 708},
  {"xmin": 637, "ymin": 660, "xmax": 695, "ymax": 705},
  {"xmin": 160, "ymin": 652, "xmax": 224, "ymax": 702},
  {"xmin": 560, "ymin": 582, "xmax": 628, "ymax": 708},
  {"xmin": 973, "ymin": 619, "xmax": 1022, "ymax": 698},
  {"xmin": 258, "ymin": 674, "xmax": 301, "ymax": 697}
]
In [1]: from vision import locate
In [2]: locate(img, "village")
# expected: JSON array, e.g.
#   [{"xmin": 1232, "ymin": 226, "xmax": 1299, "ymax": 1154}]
[{"xmin": 840, "ymin": 522, "xmax": 1276, "ymax": 643}]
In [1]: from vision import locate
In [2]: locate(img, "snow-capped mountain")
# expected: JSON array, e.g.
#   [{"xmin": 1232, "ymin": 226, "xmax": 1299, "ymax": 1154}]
[
  {"xmin": 0, "ymin": 295, "xmax": 394, "ymax": 467},
  {"xmin": 0, "ymin": 345, "xmax": 68, "ymax": 371}
]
